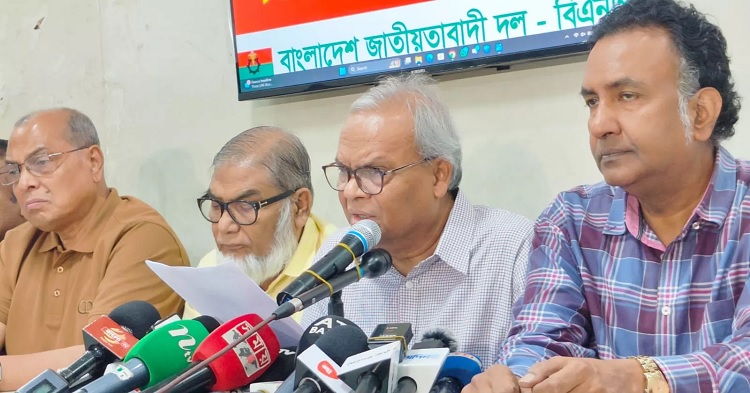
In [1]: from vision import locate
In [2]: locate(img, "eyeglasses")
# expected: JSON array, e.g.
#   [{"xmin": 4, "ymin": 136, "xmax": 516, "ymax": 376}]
[
  {"xmin": 0, "ymin": 146, "xmax": 91, "ymax": 186},
  {"xmin": 197, "ymin": 189, "xmax": 294, "ymax": 226},
  {"xmin": 322, "ymin": 158, "xmax": 432, "ymax": 195}
]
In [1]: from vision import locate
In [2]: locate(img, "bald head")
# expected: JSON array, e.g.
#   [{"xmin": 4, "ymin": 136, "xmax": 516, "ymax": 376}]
[
  {"xmin": 213, "ymin": 126, "xmax": 313, "ymax": 194},
  {"xmin": 14, "ymin": 108, "xmax": 100, "ymax": 149}
]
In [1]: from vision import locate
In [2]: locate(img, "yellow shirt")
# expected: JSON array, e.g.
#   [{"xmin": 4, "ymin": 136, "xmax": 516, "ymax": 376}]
[{"xmin": 183, "ymin": 213, "xmax": 337, "ymax": 321}]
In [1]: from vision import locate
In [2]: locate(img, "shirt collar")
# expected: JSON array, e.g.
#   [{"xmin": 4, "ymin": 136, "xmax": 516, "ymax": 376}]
[
  {"xmin": 39, "ymin": 188, "xmax": 121, "ymax": 253},
  {"xmin": 604, "ymin": 146, "xmax": 737, "ymax": 236},
  {"xmin": 432, "ymin": 190, "xmax": 473, "ymax": 276},
  {"xmin": 692, "ymin": 146, "xmax": 737, "ymax": 229}
]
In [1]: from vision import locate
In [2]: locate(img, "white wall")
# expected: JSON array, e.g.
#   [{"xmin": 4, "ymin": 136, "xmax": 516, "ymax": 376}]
[{"xmin": 0, "ymin": 1, "xmax": 747, "ymax": 264}]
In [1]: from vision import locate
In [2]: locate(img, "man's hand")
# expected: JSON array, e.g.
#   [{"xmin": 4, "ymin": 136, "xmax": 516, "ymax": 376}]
[
  {"xmin": 462, "ymin": 364, "xmax": 521, "ymax": 393},
  {"xmin": 516, "ymin": 357, "xmax": 645, "ymax": 393},
  {"xmin": 0, "ymin": 345, "xmax": 85, "ymax": 391}
]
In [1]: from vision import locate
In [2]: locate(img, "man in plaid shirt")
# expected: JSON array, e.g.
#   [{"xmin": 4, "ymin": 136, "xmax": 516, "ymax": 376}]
[{"xmin": 465, "ymin": 0, "xmax": 747, "ymax": 392}]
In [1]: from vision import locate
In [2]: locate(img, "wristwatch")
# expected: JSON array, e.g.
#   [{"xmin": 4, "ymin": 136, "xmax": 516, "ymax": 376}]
[{"xmin": 632, "ymin": 356, "xmax": 670, "ymax": 393}]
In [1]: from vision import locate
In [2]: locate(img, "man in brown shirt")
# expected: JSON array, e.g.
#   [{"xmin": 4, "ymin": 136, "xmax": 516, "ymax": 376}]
[
  {"xmin": 0, "ymin": 139, "xmax": 25, "ymax": 240},
  {"xmin": 0, "ymin": 108, "xmax": 189, "ymax": 389}
]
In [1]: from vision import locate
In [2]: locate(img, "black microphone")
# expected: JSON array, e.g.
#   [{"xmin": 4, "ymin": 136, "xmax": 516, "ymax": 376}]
[
  {"xmin": 272, "ymin": 314, "xmax": 362, "ymax": 393},
  {"xmin": 412, "ymin": 330, "xmax": 458, "ymax": 351},
  {"xmin": 208, "ymin": 316, "xmax": 362, "ymax": 393},
  {"xmin": 257, "ymin": 347, "xmax": 297, "ymax": 382},
  {"xmin": 277, "ymin": 220, "xmax": 381, "ymax": 305},
  {"xmin": 18, "ymin": 301, "xmax": 161, "ymax": 393},
  {"xmin": 294, "ymin": 325, "xmax": 370, "ymax": 393},
  {"xmin": 274, "ymin": 249, "xmax": 392, "ymax": 319},
  {"xmin": 298, "ymin": 315, "xmax": 359, "ymax": 355}
]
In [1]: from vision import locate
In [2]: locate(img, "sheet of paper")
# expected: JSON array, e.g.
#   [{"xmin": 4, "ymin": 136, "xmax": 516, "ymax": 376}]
[{"xmin": 146, "ymin": 260, "xmax": 303, "ymax": 347}]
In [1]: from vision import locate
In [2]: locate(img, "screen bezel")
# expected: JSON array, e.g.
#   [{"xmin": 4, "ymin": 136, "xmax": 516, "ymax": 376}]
[{"xmin": 229, "ymin": 2, "xmax": 592, "ymax": 101}]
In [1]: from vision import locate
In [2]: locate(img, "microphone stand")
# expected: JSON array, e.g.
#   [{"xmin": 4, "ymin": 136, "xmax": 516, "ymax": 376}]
[{"xmin": 328, "ymin": 291, "xmax": 345, "ymax": 317}]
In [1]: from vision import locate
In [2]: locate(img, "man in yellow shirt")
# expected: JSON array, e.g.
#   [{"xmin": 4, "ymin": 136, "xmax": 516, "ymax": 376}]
[{"xmin": 184, "ymin": 126, "xmax": 336, "ymax": 319}]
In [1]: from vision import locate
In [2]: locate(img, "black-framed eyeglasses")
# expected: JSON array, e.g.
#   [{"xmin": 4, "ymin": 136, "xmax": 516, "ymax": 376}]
[
  {"xmin": 0, "ymin": 146, "xmax": 92, "ymax": 186},
  {"xmin": 322, "ymin": 158, "xmax": 432, "ymax": 195},
  {"xmin": 197, "ymin": 189, "xmax": 294, "ymax": 226}
]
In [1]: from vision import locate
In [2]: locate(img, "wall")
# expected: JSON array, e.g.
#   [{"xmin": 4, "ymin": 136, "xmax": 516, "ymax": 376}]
[{"xmin": 0, "ymin": 0, "xmax": 747, "ymax": 264}]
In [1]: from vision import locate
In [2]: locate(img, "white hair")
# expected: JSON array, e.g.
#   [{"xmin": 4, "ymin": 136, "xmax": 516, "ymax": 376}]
[
  {"xmin": 350, "ymin": 73, "xmax": 462, "ymax": 191},
  {"xmin": 213, "ymin": 126, "xmax": 313, "ymax": 195}
]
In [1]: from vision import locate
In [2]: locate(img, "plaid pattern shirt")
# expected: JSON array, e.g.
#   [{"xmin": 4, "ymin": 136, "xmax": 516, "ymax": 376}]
[
  {"xmin": 500, "ymin": 146, "xmax": 750, "ymax": 392},
  {"xmin": 301, "ymin": 191, "xmax": 533, "ymax": 369}
]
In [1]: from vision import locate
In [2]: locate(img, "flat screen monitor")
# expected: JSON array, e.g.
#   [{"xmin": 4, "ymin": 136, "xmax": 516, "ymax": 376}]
[{"xmin": 230, "ymin": 0, "xmax": 625, "ymax": 100}]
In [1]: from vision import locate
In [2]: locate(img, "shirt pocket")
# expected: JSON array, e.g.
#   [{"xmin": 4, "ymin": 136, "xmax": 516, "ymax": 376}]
[{"xmin": 701, "ymin": 298, "xmax": 736, "ymax": 344}]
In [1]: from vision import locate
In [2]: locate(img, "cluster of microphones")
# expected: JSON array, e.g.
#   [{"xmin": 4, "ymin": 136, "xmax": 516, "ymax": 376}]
[{"xmin": 17, "ymin": 219, "xmax": 483, "ymax": 393}]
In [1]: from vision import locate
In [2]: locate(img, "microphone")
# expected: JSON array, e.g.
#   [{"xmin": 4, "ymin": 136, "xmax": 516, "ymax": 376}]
[
  {"xmin": 427, "ymin": 353, "xmax": 482, "ymax": 393},
  {"xmin": 294, "ymin": 325, "xmax": 369, "ymax": 393},
  {"xmin": 268, "ymin": 315, "xmax": 361, "ymax": 393},
  {"xmin": 277, "ymin": 220, "xmax": 381, "ymax": 305},
  {"xmin": 368, "ymin": 323, "xmax": 414, "ymax": 353},
  {"xmin": 412, "ymin": 330, "xmax": 458, "ymax": 351},
  {"xmin": 392, "ymin": 330, "xmax": 457, "ymax": 393},
  {"xmin": 339, "ymin": 323, "xmax": 413, "ymax": 393},
  {"xmin": 274, "ymin": 248, "xmax": 392, "ymax": 319},
  {"xmin": 298, "ymin": 315, "xmax": 361, "ymax": 355},
  {"xmin": 222, "ymin": 347, "xmax": 297, "ymax": 393},
  {"xmin": 256, "ymin": 347, "xmax": 297, "ymax": 382},
  {"xmin": 73, "ymin": 316, "xmax": 219, "ymax": 393},
  {"xmin": 17, "ymin": 301, "xmax": 161, "ymax": 393},
  {"xmin": 183, "ymin": 313, "xmax": 282, "ymax": 391},
  {"xmin": 142, "ymin": 313, "xmax": 282, "ymax": 393}
]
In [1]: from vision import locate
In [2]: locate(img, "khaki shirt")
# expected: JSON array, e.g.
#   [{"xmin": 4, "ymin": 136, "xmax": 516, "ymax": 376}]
[{"xmin": 0, "ymin": 188, "xmax": 190, "ymax": 354}]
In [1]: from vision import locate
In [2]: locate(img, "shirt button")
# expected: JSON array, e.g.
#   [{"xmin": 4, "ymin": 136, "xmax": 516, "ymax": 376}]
[
  {"xmin": 53, "ymin": 289, "xmax": 61, "ymax": 297},
  {"xmin": 692, "ymin": 222, "xmax": 701, "ymax": 230},
  {"xmin": 56, "ymin": 266, "xmax": 64, "ymax": 273},
  {"xmin": 661, "ymin": 306, "xmax": 671, "ymax": 316},
  {"xmin": 404, "ymin": 281, "xmax": 414, "ymax": 290}
]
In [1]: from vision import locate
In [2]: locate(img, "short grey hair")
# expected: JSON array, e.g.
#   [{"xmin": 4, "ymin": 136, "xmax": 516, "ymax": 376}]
[
  {"xmin": 14, "ymin": 108, "xmax": 100, "ymax": 147},
  {"xmin": 212, "ymin": 126, "xmax": 313, "ymax": 194},
  {"xmin": 350, "ymin": 73, "xmax": 462, "ymax": 191},
  {"xmin": 677, "ymin": 56, "xmax": 701, "ymax": 143}
]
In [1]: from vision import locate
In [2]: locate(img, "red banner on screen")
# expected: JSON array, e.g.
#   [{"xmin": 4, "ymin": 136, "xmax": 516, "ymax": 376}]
[{"xmin": 232, "ymin": 0, "xmax": 431, "ymax": 35}]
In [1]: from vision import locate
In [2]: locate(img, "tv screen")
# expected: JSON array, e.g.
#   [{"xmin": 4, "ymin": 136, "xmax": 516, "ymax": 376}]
[{"xmin": 230, "ymin": 0, "xmax": 625, "ymax": 100}]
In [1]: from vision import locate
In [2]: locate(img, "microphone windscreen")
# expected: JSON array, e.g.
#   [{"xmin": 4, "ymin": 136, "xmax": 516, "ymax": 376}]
[
  {"xmin": 193, "ymin": 315, "xmax": 221, "ymax": 332},
  {"xmin": 313, "ymin": 325, "xmax": 369, "ymax": 365},
  {"xmin": 109, "ymin": 300, "xmax": 161, "ymax": 339},
  {"xmin": 125, "ymin": 319, "xmax": 213, "ymax": 387},
  {"xmin": 420, "ymin": 329, "xmax": 458, "ymax": 353},
  {"xmin": 257, "ymin": 347, "xmax": 297, "ymax": 382},
  {"xmin": 350, "ymin": 219, "xmax": 382, "ymax": 250},
  {"xmin": 298, "ymin": 315, "xmax": 360, "ymax": 354},
  {"xmin": 192, "ymin": 314, "xmax": 281, "ymax": 391},
  {"xmin": 437, "ymin": 353, "xmax": 482, "ymax": 386}
]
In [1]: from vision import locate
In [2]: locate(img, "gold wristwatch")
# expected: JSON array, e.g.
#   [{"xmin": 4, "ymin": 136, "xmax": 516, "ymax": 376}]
[{"xmin": 632, "ymin": 356, "xmax": 670, "ymax": 393}]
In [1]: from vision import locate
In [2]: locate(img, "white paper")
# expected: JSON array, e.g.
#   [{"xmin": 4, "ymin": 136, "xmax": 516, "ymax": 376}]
[{"xmin": 146, "ymin": 260, "xmax": 303, "ymax": 347}]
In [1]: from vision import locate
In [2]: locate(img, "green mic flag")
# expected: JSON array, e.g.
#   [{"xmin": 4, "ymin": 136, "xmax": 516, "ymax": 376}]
[{"xmin": 124, "ymin": 319, "xmax": 212, "ymax": 387}]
